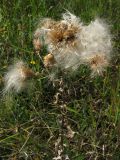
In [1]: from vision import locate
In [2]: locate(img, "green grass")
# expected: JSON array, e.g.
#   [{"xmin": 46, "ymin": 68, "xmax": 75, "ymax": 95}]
[{"xmin": 0, "ymin": 0, "xmax": 120, "ymax": 159}]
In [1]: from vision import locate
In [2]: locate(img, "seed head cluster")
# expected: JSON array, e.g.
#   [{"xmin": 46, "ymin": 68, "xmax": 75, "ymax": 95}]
[{"xmin": 34, "ymin": 11, "xmax": 112, "ymax": 73}]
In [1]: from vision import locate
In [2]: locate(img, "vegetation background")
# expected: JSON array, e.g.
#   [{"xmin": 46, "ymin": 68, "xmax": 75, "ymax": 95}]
[{"xmin": 0, "ymin": 0, "xmax": 120, "ymax": 159}]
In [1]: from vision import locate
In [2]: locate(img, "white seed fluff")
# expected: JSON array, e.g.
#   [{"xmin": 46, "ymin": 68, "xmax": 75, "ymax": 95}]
[
  {"xmin": 80, "ymin": 18, "xmax": 112, "ymax": 61},
  {"xmin": 3, "ymin": 61, "xmax": 27, "ymax": 93}
]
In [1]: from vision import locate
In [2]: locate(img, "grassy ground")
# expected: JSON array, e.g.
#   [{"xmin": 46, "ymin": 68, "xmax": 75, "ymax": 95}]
[{"xmin": 0, "ymin": 0, "xmax": 120, "ymax": 159}]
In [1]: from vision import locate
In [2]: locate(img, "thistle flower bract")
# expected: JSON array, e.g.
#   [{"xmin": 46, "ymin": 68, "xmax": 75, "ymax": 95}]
[
  {"xmin": 33, "ymin": 28, "xmax": 43, "ymax": 52},
  {"xmin": 3, "ymin": 61, "xmax": 36, "ymax": 93},
  {"xmin": 43, "ymin": 53, "xmax": 56, "ymax": 68},
  {"xmin": 33, "ymin": 38, "xmax": 41, "ymax": 51}
]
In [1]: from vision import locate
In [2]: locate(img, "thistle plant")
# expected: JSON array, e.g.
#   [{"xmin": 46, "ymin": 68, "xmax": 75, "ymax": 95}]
[{"xmin": 3, "ymin": 12, "xmax": 112, "ymax": 159}]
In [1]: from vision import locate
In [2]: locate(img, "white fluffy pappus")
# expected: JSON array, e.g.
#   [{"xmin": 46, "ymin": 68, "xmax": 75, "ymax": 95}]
[
  {"xmin": 62, "ymin": 11, "xmax": 82, "ymax": 27},
  {"xmin": 80, "ymin": 18, "xmax": 112, "ymax": 58},
  {"xmin": 3, "ymin": 61, "xmax": 36, "ymax": 93},
  {"xmin": 79, "ymin": 18, "xmax": 112, "ymax": 74}
]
